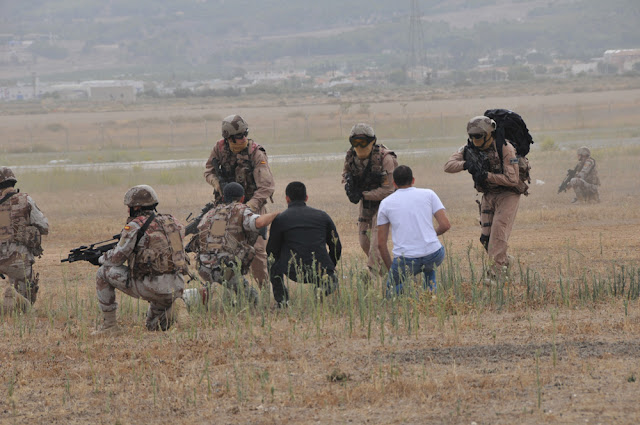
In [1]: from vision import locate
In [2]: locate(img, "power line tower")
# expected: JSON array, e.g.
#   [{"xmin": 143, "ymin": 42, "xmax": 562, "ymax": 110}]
[{"xmin": 407, "ymin": 0, "xmax": 428, "ymax": 80}]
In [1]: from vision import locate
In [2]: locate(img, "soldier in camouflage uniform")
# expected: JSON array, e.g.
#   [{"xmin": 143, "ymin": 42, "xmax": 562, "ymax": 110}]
[
  {"xmin": 444, "ymin": 116, "xmax": 529, "ymax": 278},
  {"xmin": 0, "ymin": 167, "xmax": 48, "ymax": 314},
  {"xmin": 204, "ymin": 115, "xmax": 275, "ymax": 287},
  {"xmin": 342, "ymin": 123, "xmax": 398, "ymax": 276},
  {"xmin": 193, "ymin": 183, "xmax": 278, "ymax": 306},
  {"xmin": 94, "ymin": 185, "xmax": 188, "ymax": 334},
  {"xmin": 568, "ymin": 146, "xmax": 600, "ymax": 203}
]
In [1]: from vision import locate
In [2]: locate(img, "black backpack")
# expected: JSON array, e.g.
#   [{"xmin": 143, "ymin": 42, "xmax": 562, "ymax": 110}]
[{"xmin": 484, "ymin": 109, "xmax": 534, "ymax": 158}]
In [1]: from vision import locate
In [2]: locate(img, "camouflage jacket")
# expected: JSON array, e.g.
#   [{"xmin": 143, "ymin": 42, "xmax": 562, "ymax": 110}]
[
  {"xmin": 0, "ymin": 188, "xmax": 48, "ymax": 256},
  {"xmin": 342, "ymin": 144, "xmax": 398, "ymax": 201},
  {"xmin": 204, "ymin": 139, "xmax": 275, "ymax": 211},
  {"xmin": 444, "ymin": 140, "xmax": 529, "ymax": 195},
  {"xmin": 576, "ymin": 158, "xmax": 600, "ymax": 185},
  {"xmin": 102, "ymin": 212, "xmax": 188, "ymax": 278},
  {"xmin": 196, "ymin": 201, "xmax": 260, "ymax": 274}
]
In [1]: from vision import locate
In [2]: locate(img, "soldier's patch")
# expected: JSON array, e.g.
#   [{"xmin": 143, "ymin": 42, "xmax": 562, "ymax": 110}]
[
  {"xmin": 124, "ymin": 225, "xmax": 131, "ymax": 230},
  {"xmin": 260, "ymin": 161, "xmax": 266, "ymax": 164},
  {"xmin": 510, "ymin": 158, "xmax": 519, "ymax": 164}
]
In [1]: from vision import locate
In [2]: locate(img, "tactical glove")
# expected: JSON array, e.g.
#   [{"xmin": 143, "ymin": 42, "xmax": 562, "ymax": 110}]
[{"xmin": 345, "ymin": 183, "xmax": 363, "ymax": 204}]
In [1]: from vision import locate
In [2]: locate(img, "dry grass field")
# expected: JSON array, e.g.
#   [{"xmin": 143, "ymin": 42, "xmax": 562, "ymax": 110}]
[{"xmin": 2, "ymin": 78, "xmax": 640, "ymax": 424}]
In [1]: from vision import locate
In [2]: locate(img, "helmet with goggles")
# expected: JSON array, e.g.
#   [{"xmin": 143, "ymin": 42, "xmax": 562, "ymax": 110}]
[
  {"xmin": 349, "ymin": 123, "xmax": 376, "ymax": 148},
  {"xmin": 221, "ymin": 115, "xmax": 249, "ymax": 140}
]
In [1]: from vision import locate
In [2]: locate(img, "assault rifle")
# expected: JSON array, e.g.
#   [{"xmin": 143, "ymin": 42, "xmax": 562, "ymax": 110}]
[
  {"xmin": 463, "ymin": 144, "xmax": 490, "ymax": 189},
  {"xmin": 185, "ymin": 201, "xmax": 217, "ymax": 236},
  {"xmin": 61, "ymin": 235, "xmax": 120, "ymax": 266},
  {"xmin": 558, "ymin": 165, "xmax": 580, "ymax": 194},
  {"xmin": 344, "ymin": 172, "xmax": 363, "ymax": 204}
]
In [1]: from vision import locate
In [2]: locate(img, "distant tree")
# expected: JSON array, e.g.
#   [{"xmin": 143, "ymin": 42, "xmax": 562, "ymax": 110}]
[
  {"xmin": 388, "ymin": 69, "xmax": 408, "ymax": 85},
  {"xmin": 508, "ymin": 65, "xmax": 534, "ymax": 81}
]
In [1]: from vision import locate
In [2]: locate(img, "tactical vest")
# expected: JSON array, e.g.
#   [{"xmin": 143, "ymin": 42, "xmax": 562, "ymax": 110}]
[
  {"xmin": 579, "ymin": 158, "xmax": 600, "ymax": 186},
  {"xmin": 131, "ymin": 214, "xmax": 187, "ymax": 277},
  {"xmin": 197, "ymin": 202, "xmax": 257, "ymax": 273},
  {"xmin": 0, "ymin": 191, "xmax": 42, "ymax": 255},
  {"xmin": 215, "ymin": 139, "xmax": 261, "ymax": 201},
  {"xmin": 478, "ymin": 142, "xmax": 530, "ymax": 195},
  {"xmin": 345, "ymin": 144, "xmax": 396, "ymax": 191}
]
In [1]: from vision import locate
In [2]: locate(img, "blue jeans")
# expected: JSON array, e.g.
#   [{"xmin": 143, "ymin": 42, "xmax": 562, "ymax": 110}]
[{"xmin": 385, "ymin": 246, "xmax": 445, "ymax": 297}]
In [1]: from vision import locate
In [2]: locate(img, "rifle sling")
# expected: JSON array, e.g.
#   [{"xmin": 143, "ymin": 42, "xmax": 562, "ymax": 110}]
[
  {"xmin": 0, "ymin": 189, "xmax": 18, "ymax": 206},
  {"xmin": 134, "ymin": 213, "xmax": 156, "ymax": 251}
]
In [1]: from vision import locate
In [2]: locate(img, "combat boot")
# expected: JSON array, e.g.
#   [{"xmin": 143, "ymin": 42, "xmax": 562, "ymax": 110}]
[{"xmin": 92, "ymin": 310, "xmax": 121, "ymax": 335}]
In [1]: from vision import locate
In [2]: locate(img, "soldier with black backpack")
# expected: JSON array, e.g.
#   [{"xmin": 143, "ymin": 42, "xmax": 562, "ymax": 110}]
[{"xmin": 444, "ymin": 112, "xmax": 532, "ymax": 281}]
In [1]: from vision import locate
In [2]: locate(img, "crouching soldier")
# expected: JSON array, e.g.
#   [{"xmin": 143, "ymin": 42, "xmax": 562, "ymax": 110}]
[
  {"xmin": 94, "ymin": 185, "xmax": 188, "ymax": 334},
  {"xmin": 0, "ymin": 167, "xmax": 49, "ymax": 314},
  {"xmin": 193, "ymin": 183, "xmax": 278, "ymax": 307}
]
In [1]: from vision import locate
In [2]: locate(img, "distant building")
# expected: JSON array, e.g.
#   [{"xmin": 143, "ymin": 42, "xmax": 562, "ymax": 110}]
[
  {"xmin": 89, "ymin": 85, "xmax": 136, "ymax": 102},
  {"xmin": 603, "ymin": 49, "xmax": 640, "ymax": 72}
]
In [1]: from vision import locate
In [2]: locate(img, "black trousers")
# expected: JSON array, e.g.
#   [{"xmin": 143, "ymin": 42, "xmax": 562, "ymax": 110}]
[{"xmin": 270, "ymin": 261, "xmax": 338, "ymax": 303}]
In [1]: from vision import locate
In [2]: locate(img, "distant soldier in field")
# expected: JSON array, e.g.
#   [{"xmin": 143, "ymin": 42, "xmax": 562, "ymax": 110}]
[
  {"xmin": 342, "ymin": 123, "xmax": 398, "ymax": 277},
  {"xmin": 444, "ymin": 116, "xmax": 529, "ymax": 279},
  {"xmin": 567, "ymin": 146, "xmax": 600, "ymax": 203},
  {"xmin": 204, "ymin": 115, "xmax": 275, "ymax": 287},
  {"xmin": 94, "ymin": 185, "xmax": 188, "ymax": 334},
  {"xmin": 193, "ymin": 183, "xmax": 278, "ymax": 306},
  {"xmin": 0, "ymin": 167, "xmax": 48, "ymax": 314}
]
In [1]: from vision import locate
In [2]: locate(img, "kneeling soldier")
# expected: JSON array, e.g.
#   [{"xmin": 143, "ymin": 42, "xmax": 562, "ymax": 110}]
[
  {"xmin": 95, "ymin": 185, "xmax": 188, "ymax": 334},
  {"xmin": 0, "ymin": 167, "xmax": 48, "ymax": 314},
  {"xmin": 194, "ymin": 183, "xmax": 278, "ymax": 306}
]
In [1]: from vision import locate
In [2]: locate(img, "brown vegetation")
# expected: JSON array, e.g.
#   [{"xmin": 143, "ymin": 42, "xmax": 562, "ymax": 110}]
[{"xmin": 1, "ymin": 79, "xmax": 640, "ymax": 424}]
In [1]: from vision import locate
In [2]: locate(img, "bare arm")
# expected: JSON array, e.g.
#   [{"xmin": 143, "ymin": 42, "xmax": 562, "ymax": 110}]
[
  {"xmin": 255, "ymin": 212, "xmax": 278, "ymax": 229},
  {"xmin": 433, "ymin": 209, "xmax": 450, "ymax": 236},
  {"xmin": 376, "ymin": 222, "xmax": 392, "ymax": 271}
]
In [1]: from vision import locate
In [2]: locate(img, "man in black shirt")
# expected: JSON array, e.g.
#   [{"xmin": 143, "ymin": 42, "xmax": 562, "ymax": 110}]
[{"xmin": 267, "ymin": 181, "xmax": 342, "ymax": 306}]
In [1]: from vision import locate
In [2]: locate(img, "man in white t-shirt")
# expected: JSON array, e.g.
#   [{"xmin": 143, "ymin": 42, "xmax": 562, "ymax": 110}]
[{"xmin": 377, "ymin": 165, "xmax": 451, "ymax": 296}]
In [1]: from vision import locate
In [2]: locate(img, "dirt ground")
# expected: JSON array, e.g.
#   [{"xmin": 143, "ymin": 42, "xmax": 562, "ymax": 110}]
[{"xmin": 1, "ymin": 80, "xmax": 640, "ymax": 424}]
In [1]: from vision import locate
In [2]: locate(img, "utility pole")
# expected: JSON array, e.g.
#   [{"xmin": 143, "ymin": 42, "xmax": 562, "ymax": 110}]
[{"xmin": 408, "ymin": 0, "xmax": 428, "ymax": 82}]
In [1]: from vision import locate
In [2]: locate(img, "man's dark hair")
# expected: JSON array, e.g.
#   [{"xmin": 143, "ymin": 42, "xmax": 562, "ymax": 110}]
[
  {"xmin": 285, "ymin": 181, "xmax": 307, "ymax": 202},
  {"xmin": 393, "ymin": 165, "xmax": 413, "ymax": 187},
  {"xmin": 223, "ymin": 182, "xmax": 245, "ymax": 203}
]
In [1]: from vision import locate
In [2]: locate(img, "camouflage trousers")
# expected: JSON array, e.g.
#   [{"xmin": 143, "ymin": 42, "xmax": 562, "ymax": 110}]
[
  {"xmin": 357, "ymin": 203, "xmax": 386, "ymax": 276},
  {"xmin": 479, "ymin": 191, "xmax": 521, "ymax": 272},
  {"xmin": 0, "ymin": 245, "xmax": 37, "ymax": 313},
  {"xmin": 198, "ymin": 263, "xmax": 258, "ymax": 305},
  {"xmin": 570, "ymin": 177, "xmax": 600, "ymax": 202},
  {"xmin": 96, "ymin": 265, "xmax": 184, "ymax": 330}
]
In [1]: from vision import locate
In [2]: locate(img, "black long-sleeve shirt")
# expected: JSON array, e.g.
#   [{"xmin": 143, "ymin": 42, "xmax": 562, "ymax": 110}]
[{"xmin": 266, "ymin": 201, "xmax": 341, "ymax": 272}]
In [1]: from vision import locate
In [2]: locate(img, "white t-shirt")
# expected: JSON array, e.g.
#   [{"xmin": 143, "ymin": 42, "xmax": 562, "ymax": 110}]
[{"xmin": 377, "ymin": 187, "xmax": 445, "ymax": 258}]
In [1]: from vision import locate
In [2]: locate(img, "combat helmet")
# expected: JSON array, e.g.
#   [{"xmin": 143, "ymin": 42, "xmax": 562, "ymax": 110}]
[
  {"xmin": 577, "ymin": 146, "xmax": 591, "ymax": 157},
  {"xmin": 221, "ymin": 115, "xmax": 249, "ymax": 139},
  {"xmin": 0, "ymin": 167, "xmax": 17, "ymax": 185},
  {"xmin": 466, "ymin": 116, "xmax": 496, "ymax": 136},
  {"xmin": 124, "ymin": 185, "xmax": 159, "ymax": 207},
  {"xmin": 349, "ymin": 123, "xmax": 375, "ymax": 139}
]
